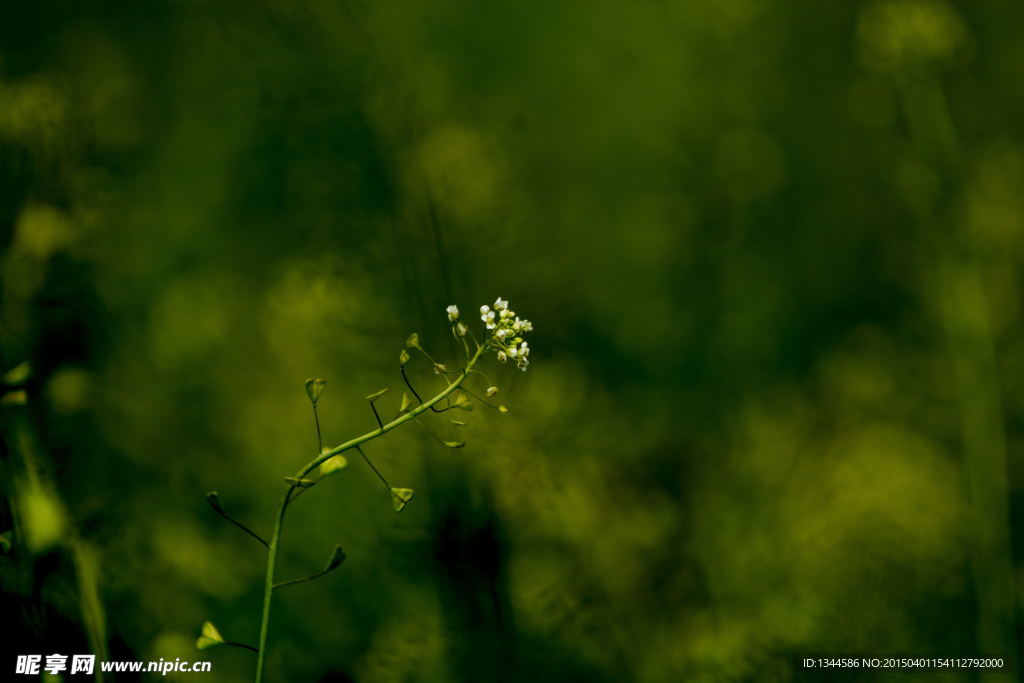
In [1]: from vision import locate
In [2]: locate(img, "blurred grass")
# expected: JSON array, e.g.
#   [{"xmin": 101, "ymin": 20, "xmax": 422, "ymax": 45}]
[{"xmin": 2, "ymin": 0, "xmax": 1024, "ymax": 681}]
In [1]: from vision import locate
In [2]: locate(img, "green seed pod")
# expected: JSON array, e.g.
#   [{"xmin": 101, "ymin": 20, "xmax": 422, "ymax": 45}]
[
  {"xmin": 390, "ymin": 487, "xmax": 415, "ymax": 512},
  {"xmin": 196, "ymin": 621, "xmax": 225, "ymax": 650},
  {"xmin": 304, "ymin": 378, "xmax": 327, "ymax": 405},
  {"xmin": 324, "ymin": 545, "xmax": 347, "ymax": 573}
]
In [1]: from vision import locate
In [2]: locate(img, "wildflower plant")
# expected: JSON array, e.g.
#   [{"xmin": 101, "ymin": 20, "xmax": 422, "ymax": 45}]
[{"xmin": 198, "ymin": 298, "xmax": 533, "ymax": 682}]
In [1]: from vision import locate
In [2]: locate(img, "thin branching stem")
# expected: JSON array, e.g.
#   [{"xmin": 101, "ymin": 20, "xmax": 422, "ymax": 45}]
[
  {"xmin": 252, "ymin": 344, "xmax": 484, "ymax": 683},
  {"xmin": 210, "ymin": 507, "xmax": 269, "ymax": 549},
  {"xmin": 400, "ymin": 364, "xmax": 424, "ymax": 404},
  {"xmin": 225, "ymin": 642, "xmax": 259, "ymax": 654},
  {"xmin": 458, "ymin": 386, "xmax": 505, "ymax": 412},
  {"xmin": 414, "ymin": 346, "xmax": 440, "ymax": 366},
  {"xmin": 273, "ymin": 570, "xmax": 330, "ymax": 591},
  {"xmin": 400, "ymin": 364, "xmax": 450, "ymax": 413},
  {"xmin": 356, "ymin": 445, "xmax": 390, "ymax": 489},
  {"xmin": 312, "ymin": 403, "xmax": 323, "ymax": 454},
  {"xmin": 369, "ymin": 402, "xmax": 384, "ymax": 430},
  {"xmin": 288, "ymin": 401, "xmax": 325, "ymax": 509},
  {"xmin": 254, "ymin": 483, "xmax": 296, "ymax": 683},
  {"xmin": 466, "ymin": 327, "xmax": 481, "ymax": 352},
  {"xmin": 412, "ymin": 417, "xmax": 450, "ymax": 447},
  {"xmin": 451, "ymin": 324, "xmax": 470, "ymax": 357},
  {"xmin": 467, "ymin": 368, "xmax": 496, "ymax": 387}
]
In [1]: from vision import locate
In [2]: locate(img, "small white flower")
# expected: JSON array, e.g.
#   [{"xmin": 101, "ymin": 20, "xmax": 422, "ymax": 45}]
[
  {"xmin": 480, "ymin": 305, "xmax": 490, "ymax": 315},
  {"xmin": 496, "ymin": 329, "xmax": 508, "ymax": 339},
  {"xmin": 446, "ymin": 305, "xmax": 460, "ymax": 322},
  {"xmin": 494, "ymin": 298, "xmax": 508, "ymax": 311},
  {"xmin": 508, "ymin": 346, "xmax": 517, "ymax": 358},
  {"xmin": 518, "ymin": 357, "xmax": 529, "ymax": 371},
  {"xmin": 497, "ymin": 351, "xmax": 507, "ymax": 363},
  {"xmin": 500, "ymin": 308, "xmax": 514, "ymax": 320},
  {"xmin": 486, "ymin": 386, "xmax": 498, "ymax": 397},
  {"xmin": 481, "ymin": 310, "xmax": 496, "ymax": 328},
  {"xmin": 519, "ymin": 341, "xmax": 529, "ymax": 357}
]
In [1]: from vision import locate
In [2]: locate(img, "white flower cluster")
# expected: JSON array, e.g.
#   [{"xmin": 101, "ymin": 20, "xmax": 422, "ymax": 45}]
[
  {"xmin": 479, "ymin": 297, "xmax": 532, "ymax": 371},
  {"xmin": 444, "ymin": 298, "xmax": 533, "ymax": 371}
]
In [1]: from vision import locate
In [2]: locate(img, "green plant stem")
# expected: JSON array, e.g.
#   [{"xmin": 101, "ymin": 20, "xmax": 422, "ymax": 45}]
[
  {"xmin": 273, "ymin": 569, "xmax": 329, "ymax": 590},
  {"xmin": 225, "ymin": 641, "xmax": 259, "ymax": 653},
  {"xmin": 252, "ymin": 344, "xmax": 484, "ymax": 683},
  {"xmin": 312, "ymin": 402, "xmax": 323, "ymax": 453},
  {"xmin": 211, "ymin": 507, "xmax": 270, "ymax": 549},
  {"xmin": 297, "ymin": 344, "xmax": 483, "ymax": 480},
  {"xmin": 356, "ymin": 445, "xmax": 391, "ymax": 489},
  {"xmin": 254, "ymin": 486, "xmax": 294, "ymax": 683}
]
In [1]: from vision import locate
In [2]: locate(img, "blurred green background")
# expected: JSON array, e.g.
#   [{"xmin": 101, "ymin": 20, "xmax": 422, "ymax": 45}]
[{"xmin": 2, "ymin": 0, "xmax": 1023, "ymax": 681}]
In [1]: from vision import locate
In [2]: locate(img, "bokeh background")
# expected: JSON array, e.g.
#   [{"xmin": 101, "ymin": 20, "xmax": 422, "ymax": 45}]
[{"xmin": 2, "ymin": 1, "xmax": 1023, "ymax": 681}]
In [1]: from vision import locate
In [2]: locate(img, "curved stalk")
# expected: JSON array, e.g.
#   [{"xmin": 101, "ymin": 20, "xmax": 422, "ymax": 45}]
[
  {"xmin": 295, "ymin": 344, "xmax": 483, "ymax": 480},
  {"xmin": 254, "ymin": 486, "xmax": 294, "ymax": 683},
  {"xmin": 273, "ymin": 569, "xmax": 330, "ymax": 590},
  {"xmin": 252, "ymin": 344, "xmax": 484, "ymax": 683}
]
